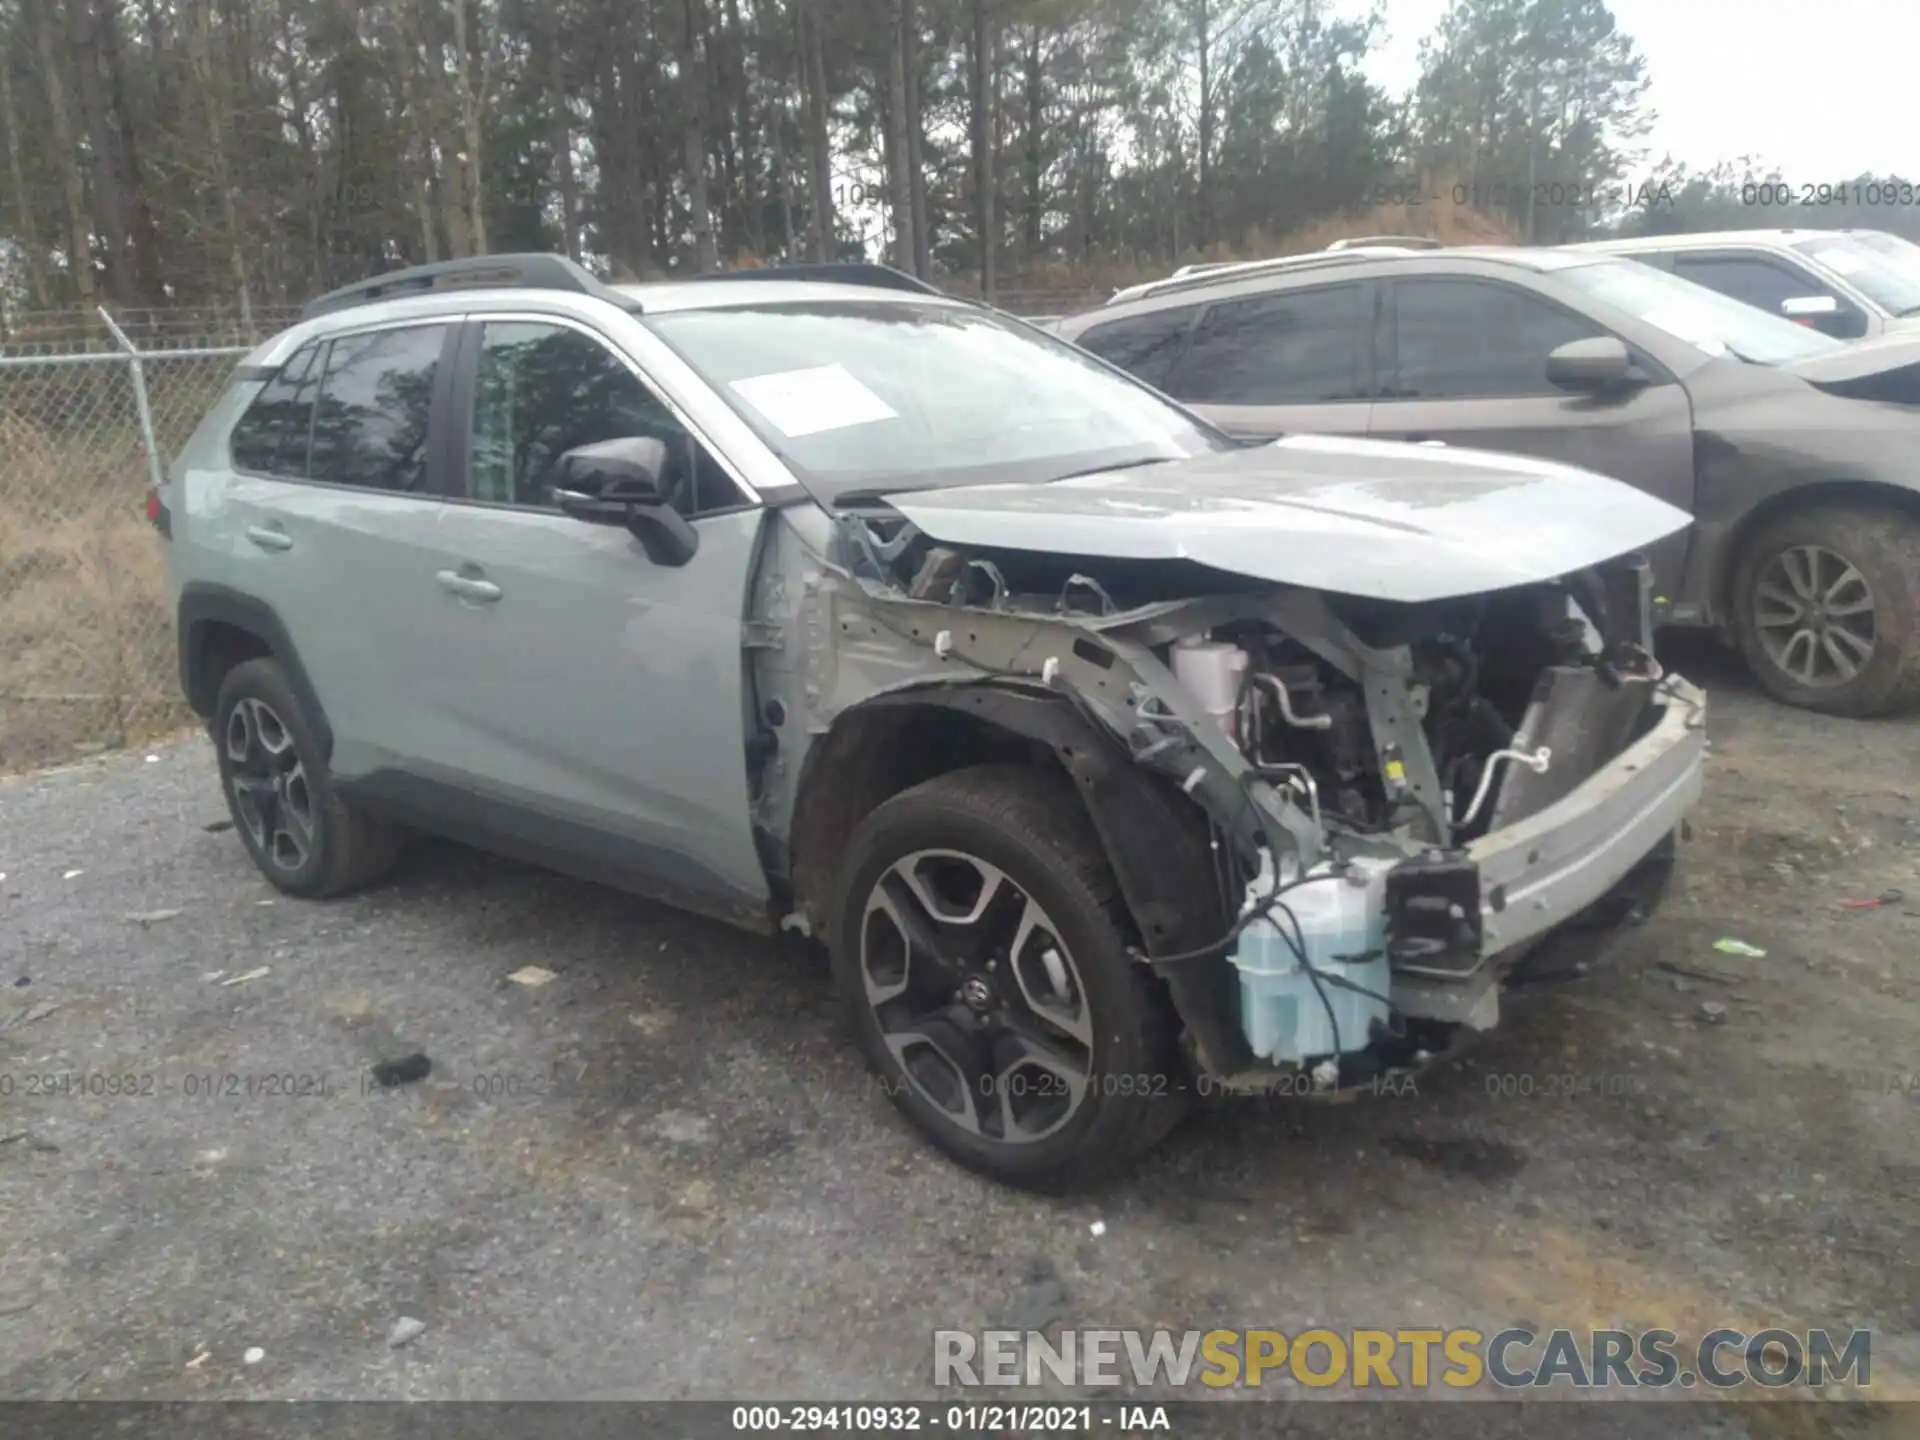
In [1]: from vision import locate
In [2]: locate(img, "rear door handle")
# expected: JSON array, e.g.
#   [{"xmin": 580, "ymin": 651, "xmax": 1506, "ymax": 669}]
[
  {"xmin": 244, "ymin": 524, "xmax": 293, "ymax": 551},
  {"xmin": 435, "ymin": 570, "xmax": 502, "ymax": 603}
]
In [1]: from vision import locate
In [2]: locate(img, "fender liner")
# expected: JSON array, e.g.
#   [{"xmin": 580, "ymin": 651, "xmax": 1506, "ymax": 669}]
[
  {"xmin": 176, "ymin": 582, "xmax": 334, "ymax": 758},
  {"xmin": 845, "ymin": 684, "xmax": 1252, "ymax": 1075}
]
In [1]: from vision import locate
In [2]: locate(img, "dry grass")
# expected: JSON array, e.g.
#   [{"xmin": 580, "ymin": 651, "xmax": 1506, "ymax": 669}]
[{"xmin": 0, "ymin": 411, "xmax": 187, "ymax": 771}]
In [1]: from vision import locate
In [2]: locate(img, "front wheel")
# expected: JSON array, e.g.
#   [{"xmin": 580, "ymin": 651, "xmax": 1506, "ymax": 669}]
[
  {"xmin": 829, "ymin": 765, "xmax": 1187, "ymax": 1189},
  {"xmin": 213, "ymin": 658, "xmax": 404, "ymax": 897},
  {"xmin": 1732, "ymin": 504, "xmax": 1920, "ymax": 717}
]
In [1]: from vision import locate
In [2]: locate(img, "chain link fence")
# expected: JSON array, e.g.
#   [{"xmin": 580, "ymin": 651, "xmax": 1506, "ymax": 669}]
[{"xmin": 0, "ymin": 310, "xmax": 255, "ymax": 770}]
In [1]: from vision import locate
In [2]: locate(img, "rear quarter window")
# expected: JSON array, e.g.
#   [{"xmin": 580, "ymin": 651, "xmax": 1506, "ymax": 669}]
[
  {"xmin": 1074, "ymin": 306, "xmax": 1201, "ymax": 390},
  {"xmin": 229, "ymin": 342, "xmax": 322, "ymax": 476}
]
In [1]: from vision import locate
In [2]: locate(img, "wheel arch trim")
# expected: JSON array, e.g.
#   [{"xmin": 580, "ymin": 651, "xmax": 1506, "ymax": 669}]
[
  {"xmin": 791, "ymin": 682, "xmax": 1249, "ymax": 1074},
  {"xmin": 177, "ymin": 583, "xmax": 334, "ymax": 759}
]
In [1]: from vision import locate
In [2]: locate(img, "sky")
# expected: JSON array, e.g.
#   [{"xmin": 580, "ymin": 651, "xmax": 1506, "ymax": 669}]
[{"xmin": 1365, "ymin": 0, "xmax": 1918, "ymax": 182}]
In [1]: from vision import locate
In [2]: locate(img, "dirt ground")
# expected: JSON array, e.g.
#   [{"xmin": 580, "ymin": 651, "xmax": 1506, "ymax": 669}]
[{"xmin": 0, "ymin": 634, "xmax": 1914, "ymax": 1435}]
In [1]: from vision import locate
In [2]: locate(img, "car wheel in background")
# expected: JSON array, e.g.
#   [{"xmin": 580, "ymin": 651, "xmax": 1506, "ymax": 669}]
[
  {"xmin": 829, "ymin": 765, "xmax": 1187, "ymax": 1189},
  {"xmin": 1732, "ymin": 504, "xmax": 1920, "ymax": 717},
  {"xmin": 213, "ymin": 658, "xmax": 404, "ymax": 897}
]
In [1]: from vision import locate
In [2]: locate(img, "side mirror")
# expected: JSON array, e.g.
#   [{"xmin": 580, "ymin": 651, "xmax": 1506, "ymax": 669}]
[
  {"xmin": 1781, "ymin": 295, "xmax": 1840, "ymax": 318},
  {"xmin": 553, "ymin": 436, "xmax": 699, "ymax": 567},
  {"xmin": 1546, "ymin": 336, "xmax": 1636, "ymax": 393}
]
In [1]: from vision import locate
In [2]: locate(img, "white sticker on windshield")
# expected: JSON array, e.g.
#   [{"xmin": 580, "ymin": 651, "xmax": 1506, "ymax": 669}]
[
  {"xmin": 1639, "ymin": 306, "xmax": 1729, "ymax": 356},
  {"xmin": 728, "ymin": 364, "xmax": 897, "ymax": 437}
]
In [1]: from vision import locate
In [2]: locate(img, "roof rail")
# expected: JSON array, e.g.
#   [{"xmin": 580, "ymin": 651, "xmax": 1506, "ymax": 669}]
[
  {"xmin": 1326, "ymin": 235, "xmax": 1441, "ymax": 251},
  {"xmin": 301, "ymin": 253, "xmax": 621, "ymax": 320},
  {"xmin": 682, "ymin": 262, "xmax": 945, "ymax": 297},
  {"xmin": 1106, "ymin": 248, "xmax": 1413, "ymax": 306}
]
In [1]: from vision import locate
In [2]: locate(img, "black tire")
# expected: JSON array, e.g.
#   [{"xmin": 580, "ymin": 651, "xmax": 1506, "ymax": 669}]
[
  {"xmin": 829, "ymin": 764, "xmax": 1187, "ymax": 1189},
  {"xmin": 1731, "ymin": 503, "xmax": 1920, "ymax": 717},
  {"xmin": 212, "ymin": 658, "xmax": 403, "ymax": 898}
]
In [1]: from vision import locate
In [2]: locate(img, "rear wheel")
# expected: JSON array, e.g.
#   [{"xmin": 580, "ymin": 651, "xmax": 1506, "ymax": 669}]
[
  {"xmin": 1732, "ymin": 504, "xmax": 1920, "ymax": 717},
  {"xmin": 213, "ymin": 658, "xmax": 403, "ymax": 897},
  {"xmin": 829, "ymin": 765, "xmax": 1187, "ymax": 1189}
]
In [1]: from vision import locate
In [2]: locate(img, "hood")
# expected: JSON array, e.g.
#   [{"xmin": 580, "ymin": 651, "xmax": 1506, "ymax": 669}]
[
  {"xmin": 1783, "ymin": 330, "xmax": 1920, "ymax": 386},
  {"xmin": 886, "ymin": 434, "xmax": 1691, "ymax": 604}
]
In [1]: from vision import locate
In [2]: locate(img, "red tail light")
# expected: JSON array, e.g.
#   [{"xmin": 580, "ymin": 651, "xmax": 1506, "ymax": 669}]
[
  {"xmin": 146, "ymin": 487, "xmax": 171, "ymax": 538},
  {"xmin": 145, "ymin": 489, "xmax": 161, "ymax": 523}
]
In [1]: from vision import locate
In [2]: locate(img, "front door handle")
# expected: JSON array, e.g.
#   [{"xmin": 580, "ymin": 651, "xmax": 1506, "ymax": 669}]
[
  {"xmin": 245, "ymin": 524, "xmax": 293, "ymax": 551},
  {"xmin": 435, "ymin": 569, "xmax": 502, "ymax": 603}
]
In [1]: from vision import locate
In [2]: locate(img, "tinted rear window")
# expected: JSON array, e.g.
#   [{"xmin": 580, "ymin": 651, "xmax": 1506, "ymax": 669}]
[
  {"xmin": 229, "ymin": 342, "xmax": 322, "ymax": 476},
  {"xmin": 1169, "ymin": 285, "xmax": 1365, "ymax": 405},
  {"xmin": 1074, "ymin": 306, "xmax": 1199, "ymax": 389}
]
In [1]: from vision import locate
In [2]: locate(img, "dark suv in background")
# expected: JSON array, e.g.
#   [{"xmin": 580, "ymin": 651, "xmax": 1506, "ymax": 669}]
[{"xmin": 1053, "ymin": 245, "xmax": 1920, "ymax": 717}]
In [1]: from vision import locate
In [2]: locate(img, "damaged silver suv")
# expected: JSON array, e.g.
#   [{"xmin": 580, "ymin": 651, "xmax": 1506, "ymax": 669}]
[{"xmin": 160, "ymin": 255, "xmax": 1707, "ymax": 1187}]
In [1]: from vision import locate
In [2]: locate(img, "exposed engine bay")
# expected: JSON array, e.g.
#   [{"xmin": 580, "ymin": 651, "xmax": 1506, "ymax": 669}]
[{"xmin": 769, "ymin": 501, "xmax": 1706, "ymax": 1093}]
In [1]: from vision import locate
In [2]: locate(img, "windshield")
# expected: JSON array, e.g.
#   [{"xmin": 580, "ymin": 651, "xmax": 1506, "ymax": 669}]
[
  {"xmin": 1791, "ymin": 234, "xmax": 1920, "ymax": 316},
  {"xmin": 643, "ymin": 300, "xmax": 1230, "ymax": 501},
  {"xmin": 1840, "ymin": 230, "xmax": 1920, "ymax": 263},
  {"xmin": 1558, "ymin": 258, "xmax": 1842, "ymax": 365}
]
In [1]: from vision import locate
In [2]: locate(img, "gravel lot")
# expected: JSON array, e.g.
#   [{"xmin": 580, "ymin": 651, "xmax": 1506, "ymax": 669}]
[{"xmin": 1, "ymin": 637, "xmax": 1915, "ymax": 1435}]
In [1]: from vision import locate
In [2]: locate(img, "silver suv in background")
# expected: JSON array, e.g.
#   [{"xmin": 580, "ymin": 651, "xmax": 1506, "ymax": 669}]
[
  {"xmin": 160, "ymin": 254, "xmax": 1704, "ymax": 1188},
  {"xmin": 1571, "ymin": 229, "xmax": 1920, "ymax": 341},
  {"xmin": 1054, "ymin": 245, "xmax": 1920, "ymax": 716}
]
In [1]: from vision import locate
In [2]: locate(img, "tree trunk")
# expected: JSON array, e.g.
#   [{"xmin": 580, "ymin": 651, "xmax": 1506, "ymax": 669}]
[
  {"xmin": 1195, "ymin": 0, "xmax": 1212, "ymax": 252},
  {"xmin": 0, "ymin": 31, "xmax": 48, "ymax": 306},
  {"xmin": 968, "ymin": 0, "xmax": 995, "ymax": 299},
  {"xmin": 883, "ymin": 0, "xmax": 913, "ymax": 272},
  {"xmin": 187, "ymin": 0, "xmax": 250, "ymax": 320},
  {"xmin": 798, "ymin": 0, "xmax": 833, "ymax": 260},
  {"xmin": 903, "ymin": 0, "xmax": 929, "ymax": 278},
  {"xmin": 1021, "ymin": 24, "xmax": 1041, "ymax": 266},
  {"xmin": 392, "ymin": 3, "xmax": 441, "ymax": 262},
  {"xmin": 66, "ymin": 0, "xmax": 134, "ymax": 304},
  {"xmin": 25, "ymin": 0, "xmax": 95, "ymax": 301},
  {"xmin": 449, "ymin": 0, "xmax": 487, "ymax": 253},
  {"xmin": 680, "ymin": 0, "xmax": 718, "ymax": 269}
]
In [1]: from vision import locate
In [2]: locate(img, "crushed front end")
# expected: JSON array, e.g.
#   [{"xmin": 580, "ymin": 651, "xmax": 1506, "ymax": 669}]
[{"xmin": 789, "ymin": 510, "xmax": 1707, "ymax": 1094}]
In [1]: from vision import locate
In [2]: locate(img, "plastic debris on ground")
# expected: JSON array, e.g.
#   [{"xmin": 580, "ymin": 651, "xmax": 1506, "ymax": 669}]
[
  {"xmin": 219, "ymin": 967, "xmax": 271, "ymax": 987},
  {"xmin": 1712, "ymin": 938, "xmax": 1766, "ymax": 958},
  {"xmin": 1841, "ymin": 888, "xmax": 1904, "ymax": 910},
  {"xmin": 506, "ymin": 966, "xmax": 558, "ymax": 987},
  {"xmin": 243, "ymin": 1347, "xmax": 265, "ymax": 1365},
  {"xmin": 387, "ymin": 1316, "xmax": 427, "ymax": 1348},
  {"xmin": 61, "ymin": 870, "xmax": 83, "ymax": 880},
  {"xmin": 1088, "ymin": 1220, "xmax": 1107, "ymax": 1237}
]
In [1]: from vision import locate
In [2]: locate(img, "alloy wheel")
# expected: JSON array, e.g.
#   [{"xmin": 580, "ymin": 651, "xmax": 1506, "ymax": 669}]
[
  {"xmin": 859, "ymin": 849, "xmax": 1095, "ymax": 1144},
  {"xmin": 224, "ymin": 697, "xmax": 316, "ymax": 872},
  {"xmin": 1752, "ymin": 543, "xmax": 1877, "ymax": 688}
]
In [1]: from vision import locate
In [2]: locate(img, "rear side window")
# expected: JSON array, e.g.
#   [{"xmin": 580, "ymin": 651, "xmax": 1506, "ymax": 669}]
[
  {"xmin": 1389, "ymin": 279, "xmax": 1601, "ymax": 399},
  {"xmin": 1167, "ymin": 285, "xmax": 1366, "ymax": 405},
  {"xmin": 230, "ymin": 342, "xmax": 322, "ymax": 476},
  {"xmin": 1673, "ymin": 255, "xmax": 1824, "ymax": 311},
  {"xmin": 308, "ymin": 324, "xmax": 447, "ymax": 492},
  {"xmin": 1074, "ymin": 306, "xmax": 1199, "ymax": 390}
]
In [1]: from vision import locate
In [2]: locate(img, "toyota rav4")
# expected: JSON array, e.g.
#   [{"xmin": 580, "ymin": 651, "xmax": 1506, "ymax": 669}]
[{"xmin": 159, "ymin": 254, "xmax": 1707, "ymax": 1187}]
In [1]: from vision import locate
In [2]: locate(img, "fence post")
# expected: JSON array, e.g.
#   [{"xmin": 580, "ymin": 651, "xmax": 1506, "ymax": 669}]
[{"xmin": 97, "ymin": 306, "xmax": 166, "ymax": 492}]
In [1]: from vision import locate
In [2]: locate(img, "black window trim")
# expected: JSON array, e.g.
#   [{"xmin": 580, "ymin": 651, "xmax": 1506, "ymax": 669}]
[
  {"xmin": 1382, "ymin": 274, "xmax": 1676, "ymax": 401},
  {"xmin": 227, "ymin": 317, "xmax": 461, "ymax": 496},
  {"xmin": 444, "ymin": 310, "xmax": 762, "ymax": 521},
  {"xmin": 1167, "ymin": 277, "xmax": 1375, "ymax": 406}
]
